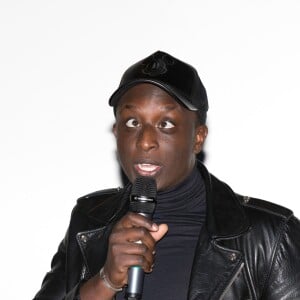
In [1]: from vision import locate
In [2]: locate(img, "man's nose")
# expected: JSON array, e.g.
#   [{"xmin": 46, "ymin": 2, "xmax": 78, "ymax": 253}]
[{"xmin": 136, "ymin": 124, "xmax": 159, "ymax": 152}]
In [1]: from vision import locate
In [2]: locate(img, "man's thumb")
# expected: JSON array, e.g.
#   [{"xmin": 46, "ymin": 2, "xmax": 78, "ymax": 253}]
[{"xmin": 151, "ymin": 223, "xmax": 168, "ymax": 242}]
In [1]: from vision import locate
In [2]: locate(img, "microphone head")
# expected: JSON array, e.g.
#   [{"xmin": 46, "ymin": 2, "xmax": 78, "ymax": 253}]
[
  {"xmin": 131, "ymin": 176, "xmax": 157, "ymax": 199},
  {"xmin": 130, "ymin": 176, "xmax": 157, "ymax": 216}
]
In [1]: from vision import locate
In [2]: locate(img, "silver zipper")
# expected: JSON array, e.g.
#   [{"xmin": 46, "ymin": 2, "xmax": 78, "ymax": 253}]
[{"xmin": 80, "ymin": 264, "xmax": 87, "ymax": 280}]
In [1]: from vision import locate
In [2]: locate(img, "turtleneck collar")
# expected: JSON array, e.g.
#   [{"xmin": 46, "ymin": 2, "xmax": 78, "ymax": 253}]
[{"xmin": 154, "ymin": 166, "xmax": 206, "ymax": 216}]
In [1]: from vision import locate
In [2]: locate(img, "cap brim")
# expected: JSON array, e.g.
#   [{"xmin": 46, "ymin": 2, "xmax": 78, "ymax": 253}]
[{"xmin": 109, "ymin": 79, "xmax": 199, "ymax": 111}]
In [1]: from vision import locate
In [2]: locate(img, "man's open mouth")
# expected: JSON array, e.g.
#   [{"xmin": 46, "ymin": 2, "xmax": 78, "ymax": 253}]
[{"xmin": 134, "ymin": 163, "xmax": 162, "ymax": 176}]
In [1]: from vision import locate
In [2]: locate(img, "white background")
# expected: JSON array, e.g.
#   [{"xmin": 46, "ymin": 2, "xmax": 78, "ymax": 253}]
[{"xmin": 1, "ymin": 1, "xmax": 300, "ymax": 299}]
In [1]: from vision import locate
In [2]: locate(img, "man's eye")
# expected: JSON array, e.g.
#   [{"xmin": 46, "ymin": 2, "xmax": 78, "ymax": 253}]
[
  {"xmin": 125, "ymin": 118, "xmax": 140, "ymax": 128},
  {"xmin": 158, "ymin": 120, "xmax": 175, "ymax": 129}
]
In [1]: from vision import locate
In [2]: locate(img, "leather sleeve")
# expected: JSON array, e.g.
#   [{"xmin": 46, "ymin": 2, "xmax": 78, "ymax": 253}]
[
  {"xmin": 33, "ymin": 235, "xmax": 81, "ymax": 300},
  {"xmin": 262, "ymin": 215, "xmax": 300, "ymax": 299}
]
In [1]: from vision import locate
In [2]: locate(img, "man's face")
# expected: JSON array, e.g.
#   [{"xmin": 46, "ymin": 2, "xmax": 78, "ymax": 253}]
[{"xmin": 113, "ymin": 83, "xmax": 207, "ymax": 191}]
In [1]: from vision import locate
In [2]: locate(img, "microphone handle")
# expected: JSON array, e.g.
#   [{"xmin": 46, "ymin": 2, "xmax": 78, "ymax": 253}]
[
  {"xmin": 126, "ymin": 266, "xmax": 144, "ymax": 300},
  {"xmin": 125, "ymin": 212, "xmax": 151, "ymax": 300}
]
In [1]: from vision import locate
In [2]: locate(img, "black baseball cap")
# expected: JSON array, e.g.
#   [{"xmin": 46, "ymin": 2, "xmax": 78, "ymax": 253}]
[{"xmin": 108, "ymin": 51, "xmax": 208, "ymax": 112}]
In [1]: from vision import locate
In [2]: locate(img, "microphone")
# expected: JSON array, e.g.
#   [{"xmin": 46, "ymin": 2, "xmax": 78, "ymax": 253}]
[{"xmin": 125, "ymin": 176, "xmax": 157, "ymax": 300}]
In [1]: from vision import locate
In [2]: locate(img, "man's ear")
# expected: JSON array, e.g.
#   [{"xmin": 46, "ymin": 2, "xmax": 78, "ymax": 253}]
[
  {"xmin": 194, "ymin": 125, "xmax": 208, "ymax": 154},
  {"xmin": 112, "ymin": 123, "xmax": 117, "ymax": 137}
]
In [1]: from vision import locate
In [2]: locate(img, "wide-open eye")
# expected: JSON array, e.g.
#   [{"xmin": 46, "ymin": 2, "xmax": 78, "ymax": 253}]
[
  {"xmin": 125, "ymin": 118, "xmax": 140, "ymax": 128},
  {"xmin": 158, "ymin": 120, "xmax": 175, "ymax": 129}
]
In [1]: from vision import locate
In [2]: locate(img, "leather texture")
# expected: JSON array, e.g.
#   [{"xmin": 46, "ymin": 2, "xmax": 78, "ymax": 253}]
[
  {"xmin": 108, "ymin": 51, "xmax": 208, "ymax": 112},
  {"xmin": 33, "ymin": 162, "xmax": 300, "ymax": 299}
]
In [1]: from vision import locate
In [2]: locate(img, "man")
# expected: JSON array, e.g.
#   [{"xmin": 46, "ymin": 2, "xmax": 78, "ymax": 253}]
[{"xmin": 34, "ymin": 51, "xmax": 300, "ymax": 300}]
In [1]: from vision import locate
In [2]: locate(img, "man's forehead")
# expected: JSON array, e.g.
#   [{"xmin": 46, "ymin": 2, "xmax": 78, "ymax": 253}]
[
  {"xmin": 120, "ymin": 83, "xmax": 175, "ymax": 100},
  {"xmin": 116, "ymin": 83, "xmax": 184, "ymax": 112}
]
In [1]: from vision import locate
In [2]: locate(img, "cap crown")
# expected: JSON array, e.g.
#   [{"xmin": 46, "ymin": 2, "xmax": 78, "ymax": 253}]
[{"xmin": 109, "ymin": 51, "xmax": 208, "ymax": 112}]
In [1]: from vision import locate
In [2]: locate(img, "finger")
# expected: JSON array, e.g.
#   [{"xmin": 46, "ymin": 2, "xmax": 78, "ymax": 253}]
[
  {"xmin": 104, "ymin": 242, "xmax": 152, "ymax": 287},
  {"xmin": 110, "ymin": 225, "xmax": 153, "ymax": 242},
  {"xmin": 150, "ymin": 223, "xmax": 168, "ymax": 242},
  {"xmin": 110, "ymin": 241, "xmax": 148, "ymax": 257},
  {"xmin": 109, "ymin": 227, "xmax": 155, "ymax": 254},
  {"xmin": 109, "ymin": 235, "xmax": 155, "ymax": 270},
  {"xmin": 112, "ymin": 253, "xmax": 153, "ymax": 276},
  {"xmin": 114, "ymin": 212, "xmax": 158, "ymax": 231}
]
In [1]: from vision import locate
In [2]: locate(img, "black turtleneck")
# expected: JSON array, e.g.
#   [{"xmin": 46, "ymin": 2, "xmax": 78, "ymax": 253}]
[{"xmin": 117, "ymin": 167, "xmax": 206, "ymax": 300}]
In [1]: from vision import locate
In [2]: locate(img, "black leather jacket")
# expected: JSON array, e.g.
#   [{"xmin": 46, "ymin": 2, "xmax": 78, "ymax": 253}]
[{"xmin": 34, "ymin": 163, "xmax": 300, "ymax": 299}]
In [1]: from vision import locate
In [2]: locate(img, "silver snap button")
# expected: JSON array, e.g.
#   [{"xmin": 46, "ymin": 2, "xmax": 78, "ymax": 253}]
[
  {"xmin": 229, "ymin": 253, "xmax": 237, "ymax": 261},
  {"xmin": 243, "ymin": 196, "xmax": 250, "ymax": 204},
  {"xmin": 80, "ymin": 234, "xmax": 87, "ymax": 243}
]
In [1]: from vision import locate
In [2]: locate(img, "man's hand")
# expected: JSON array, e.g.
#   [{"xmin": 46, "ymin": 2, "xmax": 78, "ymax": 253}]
[
  {"xmin": 104, "ymin": 212, "xmax": 168, "ymax": 288},
  {"xmin": 80, "ymin": 212, "xmax": 168, "ymax": 300}
]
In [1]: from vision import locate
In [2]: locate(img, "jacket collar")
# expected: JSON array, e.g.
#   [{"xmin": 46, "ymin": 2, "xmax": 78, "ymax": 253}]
[
  {"xmin": 198, "ymin": 161, "xmax": 249, "ymax": 239},
  {"xmin": 79, "ymin": 161, "xmax": 250, "ymax": 239}
]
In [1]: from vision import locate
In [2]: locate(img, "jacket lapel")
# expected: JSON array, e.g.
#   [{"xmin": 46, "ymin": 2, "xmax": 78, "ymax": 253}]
[
  {"xmin": 188, "ymin": 163, "xmax": 249, "ymax": 299},
  {"xmin": 76, "ymin": 226, "xmax": 109, "ymax": 278},
  {"xmin": 188, "ymin": 226, "xmax": 244, "ymax": 300},
  {"xmin": 76, "ymin": 185, "xmax": 131, "ymax": 278}
]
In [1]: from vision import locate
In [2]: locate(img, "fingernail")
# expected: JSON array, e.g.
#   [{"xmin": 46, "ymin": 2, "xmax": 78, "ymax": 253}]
[{"xmin": 152, "ymin": 223, "xmax": 158, "ymax": 230}]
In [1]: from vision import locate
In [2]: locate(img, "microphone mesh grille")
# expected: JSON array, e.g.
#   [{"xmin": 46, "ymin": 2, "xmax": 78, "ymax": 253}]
[{"xmin": 131, "ymin": 176, "xmax": 157, "ymax": 198}]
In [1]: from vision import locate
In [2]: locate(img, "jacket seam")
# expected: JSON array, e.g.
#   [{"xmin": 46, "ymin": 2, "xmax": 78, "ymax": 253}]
[
  {"xmin": 260, "ymin": 216, "xmax": 291, "ymax": 297},
  {"xmin": 235, "ymin": 233, "xmax": 257, "ymax": 299},
  {"xmin": 242, "ymin": 202, "xmax": 292, "ymax": 220}
]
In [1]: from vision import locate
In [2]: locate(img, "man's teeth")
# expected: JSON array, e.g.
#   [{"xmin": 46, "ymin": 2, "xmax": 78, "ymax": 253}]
[{"xmin": 138, "ymin": 164, "xmax": 158, "ymax": 172}]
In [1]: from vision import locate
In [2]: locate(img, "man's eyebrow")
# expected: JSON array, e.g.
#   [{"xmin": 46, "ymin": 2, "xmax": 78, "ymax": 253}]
[
  {"xmin": 162, "ymin": 104, "xmax": 177, "ymax": 111},
  {"xmin": 117, "ymin": 104, "xmax": 136, "ymax": 113},
  {"xmin": 118, "ymin": 103, "xmax": 178, "ymax": 112},
  {"xmin": 123, "ymin": 104, "xmax": 136, "ymax": 109}
]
